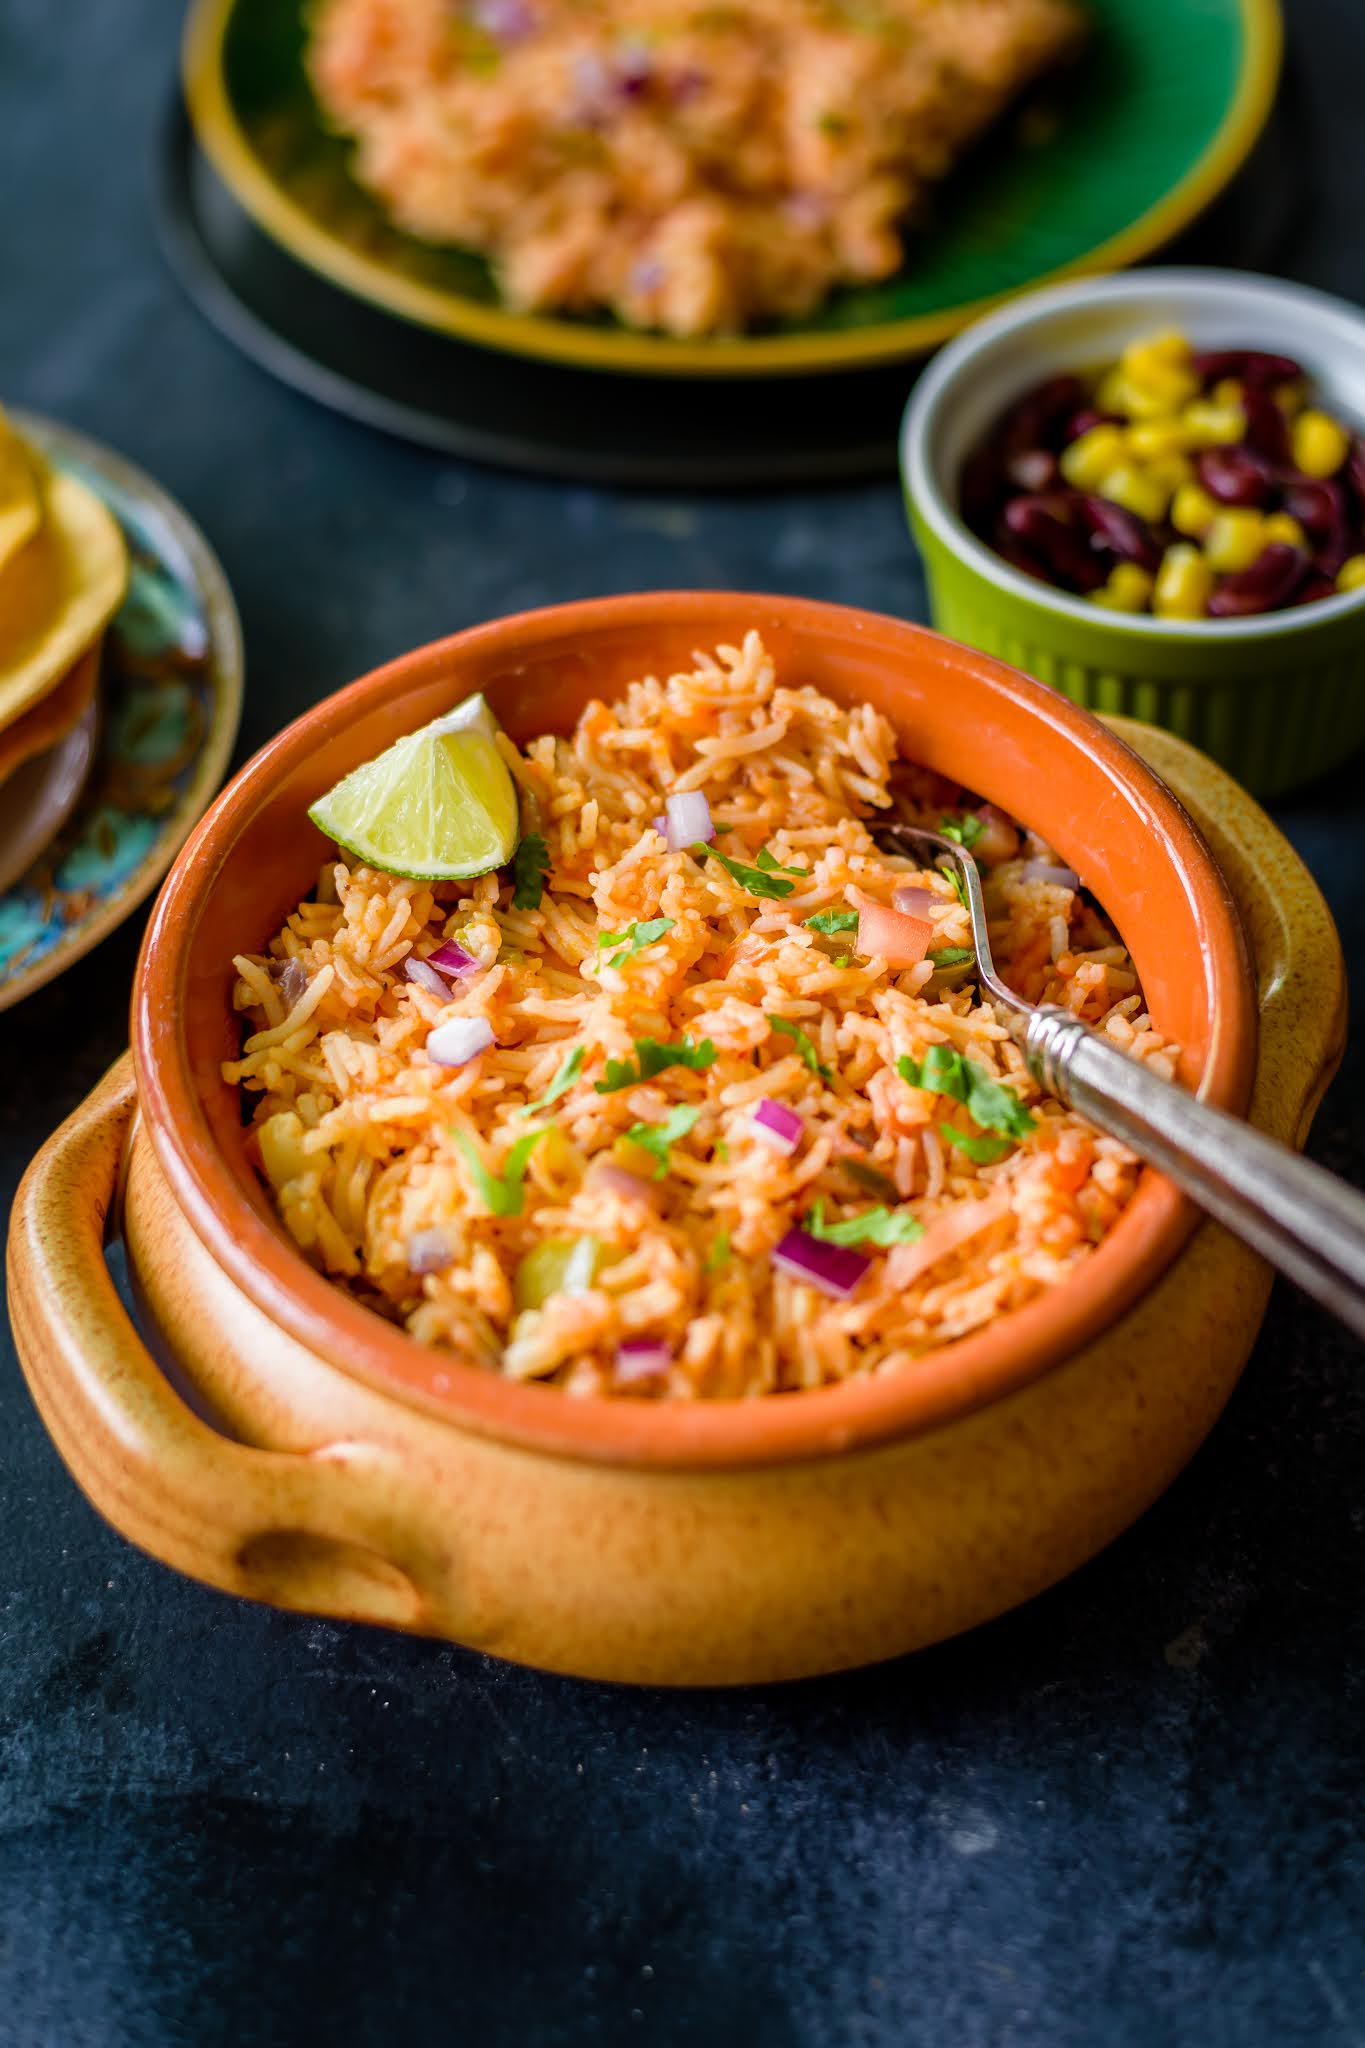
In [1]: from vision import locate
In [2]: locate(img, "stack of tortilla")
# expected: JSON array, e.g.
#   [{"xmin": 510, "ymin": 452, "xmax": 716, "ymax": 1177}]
[{"xmin": 0, "ymin": 405, "xmax": 127, "ymax": 808}]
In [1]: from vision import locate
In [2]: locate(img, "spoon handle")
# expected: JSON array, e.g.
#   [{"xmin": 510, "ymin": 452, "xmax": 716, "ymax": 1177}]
[{"xmin": 1026, "ymin": 1009, "xmax": 1365, "ymax": 1341}]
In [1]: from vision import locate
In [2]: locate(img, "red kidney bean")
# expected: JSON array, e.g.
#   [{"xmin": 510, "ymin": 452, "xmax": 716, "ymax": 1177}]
[
  {"xmin": 1344, "ymin": 435, "xmax": 1365, "ymax": 509},
  {"xmin": 1290, "ymin": 573, "xmax": 1337, "ymax": 607},
  {"xmin": 1078, "ymin": 494, "xmax": 1160, "ymax": 569},
  {"xmin": 960, "ymin": 445, "xmax": 1006, "ymax": 533},
  {"xmin": 1239, "ymin": 388, "xmax": 1291, "ymax": 465},
  {"xmin": 999, "ymin": 375, "xmax": 1086, "ymax": 456},
  {"xmin": 1060, "ymin": 407, "xmax": 1121, "ymax": 445},
  {"xmin": 1003, "ymin": 496, "xmax": 1107, "ymax": 592},
  {"xmin": 1314, "ymin": 534, "xmax": 1353, "ymax": 579},
  {"xmin": 1282, "ymin": 476, "xmax": 1347, "ymax": 539},
  {"xmin": 1206, "ymin": 544, "xmax": 1309, "ymax": 616},
  {"xmin": 1195, "ymin": 445, "xmax": 1275, "ymax": 506},
  {"xmin": 1006, "ymin": 448, "xmax": 1060, "ymax": 493},
  {"xmin": 1192, "ymin": 349, "xmax": 1303, "ymax": 386}
]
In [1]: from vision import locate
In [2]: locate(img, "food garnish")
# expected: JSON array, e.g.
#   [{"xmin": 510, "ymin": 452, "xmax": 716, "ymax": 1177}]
[
  {"xmin": 697, "ymin": 842, "xmax": 808, "ymax": 900},
  {"xmin": 307, "ymin": 691, "xmax": 519, "ymax": 881},
  {"xmin": 623, "ymin": 1104, "xmax": 702, "ymax": 1179},
  {"xmin": 597, "ymin": 916, "xmax": 676, "ymax": 968},
  {"xmin": 804, "ymin": 1200, "xmax": 924, "ymax": 1249},
  {"xmin": 518, "ymin": 1044, "xmax": 585, "ymax": 1116},
  {"xmin": 767, "ymin": 1014, "xmax": 832, "ymax": 1081},
  {"xmin": 898, "ymin": 1046, "xmax": 1036, "ymax": 1140},
  {"xmin": 455, "ymin": 1126, "xmax": 549, "ymax": 1217},
  {"xmin": 595, "ymin": 1036, "xmax": 718, "ymax": 1093}
]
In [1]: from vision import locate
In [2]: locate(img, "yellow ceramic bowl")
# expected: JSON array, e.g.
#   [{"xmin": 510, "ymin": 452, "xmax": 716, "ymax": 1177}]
[{"xmin": 7, "ymin": 601, "xmax": 1344, "ymax": 1685}]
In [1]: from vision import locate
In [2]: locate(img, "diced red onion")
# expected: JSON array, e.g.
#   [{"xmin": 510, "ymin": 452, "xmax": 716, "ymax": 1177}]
[
  {"xmin": 664, "ymin": 791, "xmax": 713, "ymax": 851},
  {"xmin": 427, "ymin": 939, "xmax": 480, "ymax": 978},
  {"xmin": 771, "ymin": 1226, "xmax": 871, "ymax": 1300},
  {"xmin": 473, "ymin": 0, "xmax": 533, "ymax": 42},
  {"xmin": 272, "ymin": 958, "xmax": 310, "ymax": 1007},
  {"xmin": 405, "ymin": 957, "xmax": 451, "ymax": 999},
  {"xmin": 892, "ymin": 885, "xmax": 936, "ymax": 918},
  {"xmin": 1021, "ymin": 860, "xmax": 1080, "ymax": 890},
  {"xmin": 406, "ymin": 1228, "xmax": 453, "ymax": 1276},
  {"xmin": 586, "ymin": 1160, "xmax": 660, "ymax": 1207},
  {"xmin": 427, "ymin": 1016, "xmax": 495, "ymax": 1067},
  {"xmin": 752, "ymin": 1098, "xmax": 804, "ymax": 1155},
  {"xmin": 614, "ymin": 1337, "xmax": 673, "ymax": 1385},
  {"xmin": 651, "ymin": 813, "xmax": 668, "ymax": 836}
]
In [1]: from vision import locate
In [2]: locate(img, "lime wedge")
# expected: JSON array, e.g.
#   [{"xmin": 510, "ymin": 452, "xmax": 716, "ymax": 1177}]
[{"xmin": 308, "ymin": 692, "xmax": 520, "ymax": 880}]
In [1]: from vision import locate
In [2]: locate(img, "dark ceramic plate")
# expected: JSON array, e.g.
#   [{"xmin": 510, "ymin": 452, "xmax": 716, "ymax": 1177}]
[{"xmin": 157, "ymin": 89, "xmax": 1302, "ymax": 487}]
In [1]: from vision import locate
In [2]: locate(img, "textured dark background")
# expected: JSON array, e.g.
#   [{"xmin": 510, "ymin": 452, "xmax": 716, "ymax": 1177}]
[{"xmin": 1, "ymin": 3, "xmax": 1363, "ymax": 2044}]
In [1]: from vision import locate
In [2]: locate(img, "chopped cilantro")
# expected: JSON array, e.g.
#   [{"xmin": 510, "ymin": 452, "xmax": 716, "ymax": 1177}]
[
  {"xmin": 805, "ymin": 909, "xmax": 859, "ymax": 935},
  {"xmin": 897, "ymin": 1045, "xmax": 1036, "ymax": 1141},
  {"xmin": 816, "ymin": 110, "xmax": 851, "ymax": 137},
  {"xmin": 804, "ymin": 1200, "xmax": 924, "ymax": 1248},
  {"xmin": 624, "ymin": 1104, "xmax": 702, "ymax": 1180},
  {"xmin": 696, "ymin": 842, "xmax": 808, "ymax": 901},
  {"xmin": 517, "ymin": 1045, "xmax": 584, "ymax": 1117},
  {"xmin": 713, "ymin": 1140, "xmax": 730, "ymax": 1165},
  {"xmin": 596, "ymin": 916, "xmax": 675, "ymax": 969},
  {"xmin": 940, "ymin": 812, "xmax": 985, "ymax": 850},
  {"xmin": 929, "ymin": 948, "xmax": 975, "ymax": 968},
  {"xmin": 594, "ymin": 1036, "xmax": 718, "ymax": 1094},
  {"xmin": 941, "ymin": 1123, "xmax": 1013, "ymax": 1165},
  {"xmin": 455, "ymin": 1126, "xmax": 548, "ymax": 1217},
  {"xmin": 768, "ymin": 1014, "xmax": 833, "ymax": 1083},
  {"xmin": 510, "ymin": 834, "xmax": 550, "ymax": 911},
  {"xmin": 705, "ymin": 1229, "xmax": 731, "ymax": 1273}
]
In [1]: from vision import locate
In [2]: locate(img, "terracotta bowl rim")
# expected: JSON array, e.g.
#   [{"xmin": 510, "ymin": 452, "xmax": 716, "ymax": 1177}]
[{"xmin": 132, "ymin": 592, "xmax": 1256, "ymax": 1471}]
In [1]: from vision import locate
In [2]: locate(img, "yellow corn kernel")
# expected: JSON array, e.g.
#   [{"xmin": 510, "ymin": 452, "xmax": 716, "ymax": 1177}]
[
  {"xmin": 1338, "ymin": 555, "xmax": 1365, "ymax": 594},
  {"xmin": 1274, "ymin": 380, "xmax": 1306, "ymax": 417},
  {"xmin": 1090, "ymin": 563, "xmax": 1155, "ymax": 613},
  {"xmin": 1262, "ymin": 512, "xmax": 1307, "ymax": 549},
  {"xmin": 1097, "ymin": 464, "xmax": 1172, "ymax": 523},
  {"xmin": 1180, "ymin": 401, "xmax": 1246, "ymax": 448},
  {"xmin": 1212, "ymin": 378, "xmax": 1245, "ymax": 409},
  {"xmin": 1127, "ymin": 417, "xmax": 1190, "ymax": 460},
  {"xmin": 1097, "ymin": 368, "xmax": 1184, "ymax": 421},
  {"xmin": 1153, "ymin": 545, "xmax": 1214, "ymax": 620},
  {"xmin": 1145, "ymin": 451, "xmax": 1195, "ymax": 495},
  {"xmin": 1059, "ymin": 423, "xmax": 1129, "ymax": 489},
  {"xmin": 1292, "ymin": 409, "xmax": 1350, "ymax": 479},
  {"xmin": 1171, "ymin": 482, "xmax": 1219, "ymax": 537},
  {"xmin": 1204, "ymin": 509, "xmax": 1267, "ymax": 573},
  {"xmin": 258, "ymin": 1111, "xmax": 311, "ymax": 1193},
  {"xmin": 1119, "ymin": 333, "xmax": 1200, "ymax": 408}
]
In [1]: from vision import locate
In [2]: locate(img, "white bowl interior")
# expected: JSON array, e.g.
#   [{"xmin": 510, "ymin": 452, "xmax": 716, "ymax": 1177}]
[{"xmin": 904, "ymin": 268, "xmax": 1365, "ymax": 637}]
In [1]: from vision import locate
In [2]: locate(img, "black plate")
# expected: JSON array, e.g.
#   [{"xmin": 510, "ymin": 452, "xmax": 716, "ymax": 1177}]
[{"xmin": 156, "ymin": 90, "xmax": 1303, "ymax": 490}]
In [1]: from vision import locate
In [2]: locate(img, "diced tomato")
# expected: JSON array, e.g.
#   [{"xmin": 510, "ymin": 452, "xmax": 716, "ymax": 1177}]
[{"xmin": 856, "ymin": 901, "xmax": 934, "ymax": 969}]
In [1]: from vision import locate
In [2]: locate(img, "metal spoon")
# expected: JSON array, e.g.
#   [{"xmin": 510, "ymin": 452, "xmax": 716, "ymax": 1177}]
[{"xmin": 872, "ymin": 823, "xmax": 1365, "ymax": 1341}]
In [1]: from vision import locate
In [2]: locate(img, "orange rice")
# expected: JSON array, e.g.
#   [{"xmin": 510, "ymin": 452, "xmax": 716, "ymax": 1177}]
[
  {"xmin": 225, "ymin": 631, "xmax": 1177, "ymax": 1400},
  {"xmin": 307, "ymin": 0, "xmax": 1086, "ymax": 336}
]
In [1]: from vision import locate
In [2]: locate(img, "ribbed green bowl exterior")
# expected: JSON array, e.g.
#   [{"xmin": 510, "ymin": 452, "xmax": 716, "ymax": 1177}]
[{"xmin": 908, "ymin": 504, "xmax": 1365, "ymax": 799}]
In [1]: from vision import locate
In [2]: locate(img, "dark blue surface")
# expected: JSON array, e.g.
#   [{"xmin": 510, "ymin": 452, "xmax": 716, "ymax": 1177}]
[{"xmin": 1, "ymin": 3, "xmax": 1362, "ymax": 2044}]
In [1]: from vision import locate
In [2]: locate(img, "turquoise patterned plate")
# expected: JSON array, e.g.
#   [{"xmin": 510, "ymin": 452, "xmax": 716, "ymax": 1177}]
[{"xmin": 0, "ymin": 416, "xmax": 243, "ymax": 1012}]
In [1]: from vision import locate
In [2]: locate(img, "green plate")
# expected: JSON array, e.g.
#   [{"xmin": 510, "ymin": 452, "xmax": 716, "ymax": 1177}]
[{"xmin": 184, "ymin": 0, "xmax": 1282, "ymax": 380}]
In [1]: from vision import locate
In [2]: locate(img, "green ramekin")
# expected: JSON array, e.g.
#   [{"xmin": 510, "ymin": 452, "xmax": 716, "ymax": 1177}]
[{"xmin": 901, "ymin": 269, "xmax": 1365, "ymax": 799}]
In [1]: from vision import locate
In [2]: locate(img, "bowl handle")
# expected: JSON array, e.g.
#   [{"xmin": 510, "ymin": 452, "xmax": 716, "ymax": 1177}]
[{"xmin": 7, "ymin": 1054, "xmax": 444, "ymax": 1632}]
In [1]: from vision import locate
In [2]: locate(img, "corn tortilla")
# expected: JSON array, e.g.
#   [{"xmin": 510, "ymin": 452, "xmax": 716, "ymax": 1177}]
[{"xmin": 0, "ymin": 455, "xmax": 126, "ymax": 734}]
